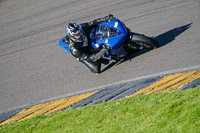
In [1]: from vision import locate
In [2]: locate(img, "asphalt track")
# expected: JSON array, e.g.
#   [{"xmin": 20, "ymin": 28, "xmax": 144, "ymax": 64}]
[
  {"xmin": 0, "ymin": 0, "xmax": 200, "ymax": 114},
  {"xmin": 1, "ymin": 70, "xmax": 200, "ymax": 125}
]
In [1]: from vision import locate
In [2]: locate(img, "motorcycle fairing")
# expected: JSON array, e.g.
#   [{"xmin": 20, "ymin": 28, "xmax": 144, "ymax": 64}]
[
  {"xmin": 90, "ymin": 19, "xmax": 127, "ymax": 49},
  {"xmin": 90, "ymin": 19, "xmax": 128, "ymax": 58},
  {"xmin": 59, "ymin": 19, "xmax": 128, "ymax": 58},
  {"xmin": 59, "ymin": 37, "xmax": 71, "ymax": 54}
]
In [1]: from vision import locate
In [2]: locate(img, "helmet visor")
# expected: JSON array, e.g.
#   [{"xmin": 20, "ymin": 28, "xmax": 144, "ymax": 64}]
[
  {"xmin": 67, "ymin": 23, "xmax": 82, "ymax": 37},
  {"xmin": 71, "ymin": 28, "xmax": 81, "ymax": 36}
]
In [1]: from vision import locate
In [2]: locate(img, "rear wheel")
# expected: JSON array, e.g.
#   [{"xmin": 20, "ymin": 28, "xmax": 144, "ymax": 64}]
[{"xmin": 124, "ymin": 33, "xmax": 159, "ymax": 52}]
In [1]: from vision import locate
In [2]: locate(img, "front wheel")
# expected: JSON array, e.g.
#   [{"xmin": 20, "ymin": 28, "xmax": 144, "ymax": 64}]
[{"xmin": 124, "ymin": 33, "xmax": 159, "ymax": 52}]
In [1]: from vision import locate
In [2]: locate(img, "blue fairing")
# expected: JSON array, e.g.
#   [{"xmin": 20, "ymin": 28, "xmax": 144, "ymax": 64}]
[
  {"xmin": 59, "ymin": 37, "xmax": 71, "ymax": 54},
  {"xmin": 59, "ymin": 19, "xmax": 128, "ymax": 57},
  {"xmin": 90, "ymin": 19, "xmax": 127, "ymax": 50}
]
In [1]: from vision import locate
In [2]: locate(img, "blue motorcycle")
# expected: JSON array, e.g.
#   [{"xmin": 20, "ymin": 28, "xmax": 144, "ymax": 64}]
[{"xmin": 59, "ymin": 19, "xmax": 159, "ymax": 73}]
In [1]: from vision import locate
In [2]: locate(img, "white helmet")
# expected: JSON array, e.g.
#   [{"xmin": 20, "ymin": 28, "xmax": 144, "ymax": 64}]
[{"xmin": 66, "ymin": 23, "xmax": 82, "ymax": 36}]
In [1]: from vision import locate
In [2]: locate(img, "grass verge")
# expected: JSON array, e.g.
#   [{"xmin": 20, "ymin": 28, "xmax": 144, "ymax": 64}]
[{"xmin": 0, "ymin": 88, "xmax": 200, "ymax": 133}]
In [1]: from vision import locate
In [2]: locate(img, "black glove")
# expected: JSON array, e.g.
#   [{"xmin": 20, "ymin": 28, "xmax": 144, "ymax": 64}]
[
  {"xmin": 87, "ymin": 46, "xmax": 108, "ymax": 62},
  {"xmin": 102, "ymin": 44, "xmax": 109, "ymax": 49},
  {"xmin": 91, "ymin": 14, "xmax": 115, "ymax": 26},
  {"xmin": 105, "ymin": 14, "xmax": 115, "ymax": 21}
]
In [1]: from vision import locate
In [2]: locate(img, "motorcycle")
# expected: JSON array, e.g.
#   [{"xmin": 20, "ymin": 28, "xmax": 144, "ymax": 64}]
[{"xmin": 59, "ymin": 18, "xmax": 159, "ymax": 73}]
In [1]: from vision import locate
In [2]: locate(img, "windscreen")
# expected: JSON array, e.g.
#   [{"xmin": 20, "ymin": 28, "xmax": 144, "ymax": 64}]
[{"xmin": 96, "ymin": 25, "xmax": 121, "ymax": 41}]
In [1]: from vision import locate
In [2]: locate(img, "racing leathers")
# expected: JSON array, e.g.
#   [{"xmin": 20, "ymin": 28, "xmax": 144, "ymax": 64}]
[{"xmin": 64, "ymin": 14, "xmax": 115, "ymax": 63}]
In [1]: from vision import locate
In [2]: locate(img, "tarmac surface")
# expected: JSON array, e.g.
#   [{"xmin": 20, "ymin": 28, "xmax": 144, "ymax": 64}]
[
  {"xmin": 0, "ymin": 0, "xmax": 200, "ymax": 115},
  {"xmin": 1, "ymin": 70, "xmax": 200, "ymax": 125}
]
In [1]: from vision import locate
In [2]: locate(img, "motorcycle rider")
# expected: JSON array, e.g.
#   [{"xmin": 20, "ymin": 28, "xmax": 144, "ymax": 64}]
[{"xmin": 64, "ymin": 14, "xmax": 115, "ymax": 73}]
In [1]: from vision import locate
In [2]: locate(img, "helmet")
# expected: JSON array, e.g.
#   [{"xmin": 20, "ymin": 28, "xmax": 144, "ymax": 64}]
[{"xmin": 66, "ymin": 23, "xmax": 82, "ymax": 37}]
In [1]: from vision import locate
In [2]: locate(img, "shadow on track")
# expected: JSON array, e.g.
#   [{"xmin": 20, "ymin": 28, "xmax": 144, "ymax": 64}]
[
  {"xmin": 155, "ymin": 23, "xmax": 192, "ymax": 47},
  {"xmin": 101, "ymin": 23, "xmax": 192, "ymax": 73}
]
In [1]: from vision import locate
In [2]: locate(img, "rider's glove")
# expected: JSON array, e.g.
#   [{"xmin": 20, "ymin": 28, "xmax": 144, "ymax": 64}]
[
  {"xmin": 102, "ymin": 44, "xmax": 109, "ymax": 49},
  {"xmin": 96, "ymin": 44, "xmax": 109, "ymax": 59},
  {"xmin": 105, "ymin": 14, "xmax": 115, "ymax": 21},
  {"xmin": 86, "ymin": 45, "xmax": 108, "ymax": 62},
  {"xmin": 90, "ymin": 14, "xmax": 115, "ymax": 26}
]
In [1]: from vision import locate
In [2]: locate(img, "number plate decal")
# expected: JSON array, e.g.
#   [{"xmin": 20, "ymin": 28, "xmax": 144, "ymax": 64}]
[{"xmin": 114, "ymin": 22, "xmax": 118, "ymax": 28}]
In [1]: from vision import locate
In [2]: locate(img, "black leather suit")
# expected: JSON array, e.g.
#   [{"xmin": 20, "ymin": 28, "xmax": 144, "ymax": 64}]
[{"xmin": 65, "ymin": 14, "xmax": 114, "ymax": 63}]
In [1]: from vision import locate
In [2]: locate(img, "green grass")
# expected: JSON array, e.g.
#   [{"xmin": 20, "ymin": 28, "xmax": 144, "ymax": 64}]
[{"xmin": 1, "ymin": 88, "xmax": 200, "ymax": 133}]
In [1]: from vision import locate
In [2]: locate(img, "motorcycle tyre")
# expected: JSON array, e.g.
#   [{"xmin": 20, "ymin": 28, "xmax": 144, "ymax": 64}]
[{"xmin": 125, "ymin": 34, "xmax": 159, "ymax": 52}]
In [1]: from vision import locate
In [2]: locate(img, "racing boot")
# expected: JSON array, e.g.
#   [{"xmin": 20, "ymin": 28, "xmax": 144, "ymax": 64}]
[
  {"xmin": 100, "ymin": 58, "xmax": 110, "ymax": 65},
  {"xmin": 79, "ymin": 58, "xmax": 101, "ymax": 73}
]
